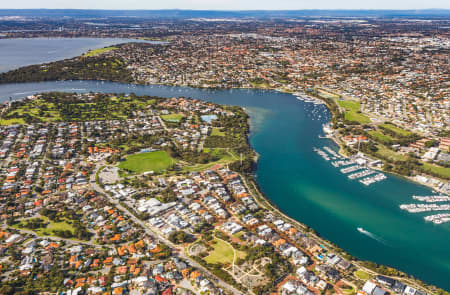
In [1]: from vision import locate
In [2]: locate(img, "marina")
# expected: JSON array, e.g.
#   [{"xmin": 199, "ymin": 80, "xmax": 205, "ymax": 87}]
[
  {"xmin": 399, "ymin": 194, "xmax": 450, "ymax": 224},
  {"xmin": 348, "ymin": 169, "xmax": 376, "ymax": 180},
  {"xmin": 424, "ymin": 214, "xmax": 450, "ymax": 225},
  {"xmin": 323, "ymin": 146, "xmax": 342, "ymax": 159},
  {"xmin": 412, "ymin": 195, "xmax": 450, "ymax": 203},
  {"xmin": 294, "ymin": 92, "xmax": 326, "ymax": 105},
  {"xmin": 313, "ymin": 147, "xmax": 331, "ymax": 161},
  {"xmin": 331, "ymin": 159, "xmax": 354, "ymax": 167},
  {"xmin": 340, "ymin": 165, "xmax": 363, "ymax": 174},
  {"xmin": 359, "ymin": 173, "xmax": 387, "ymax": 186},
  {"xmin": 399, "ymin": 203, "xmax": 450, "ymax": 213},
  {"xmin": 314, "ymin": 146, "xmax": 387, "ymax": 186}
]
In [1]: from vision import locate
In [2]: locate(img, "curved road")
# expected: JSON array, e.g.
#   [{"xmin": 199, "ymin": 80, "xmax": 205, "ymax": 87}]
[{"xmin": 91, "ymin": 165, "xmax": 243, "ymax": 295}]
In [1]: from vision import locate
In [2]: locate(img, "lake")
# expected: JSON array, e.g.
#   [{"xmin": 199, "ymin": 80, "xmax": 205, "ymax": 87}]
[{"xmin": 0, "ymin": 80, "xmax": 448, "ymax": 290}]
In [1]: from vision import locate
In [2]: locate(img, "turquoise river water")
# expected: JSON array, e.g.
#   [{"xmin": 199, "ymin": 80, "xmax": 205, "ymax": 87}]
[{"xmin": 0, "ymin": 81, "xmax": 448, "ymax": 289}]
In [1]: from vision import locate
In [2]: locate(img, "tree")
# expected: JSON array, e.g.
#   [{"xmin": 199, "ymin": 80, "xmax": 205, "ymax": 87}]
[{"xmin": 168, "ymin": 231, "xmax": 193, "ymax": 244}]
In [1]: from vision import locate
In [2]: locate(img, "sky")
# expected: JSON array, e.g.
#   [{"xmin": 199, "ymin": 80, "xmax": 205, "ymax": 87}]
[{"xmin": 1, "ymin": 0, "xmax": 449, "ymax": 10}]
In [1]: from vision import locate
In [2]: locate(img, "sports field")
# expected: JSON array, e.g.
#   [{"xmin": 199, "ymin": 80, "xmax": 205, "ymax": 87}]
[{"xmin": 118, "ymin": 151, "xmax": 175, "ymax": 173}]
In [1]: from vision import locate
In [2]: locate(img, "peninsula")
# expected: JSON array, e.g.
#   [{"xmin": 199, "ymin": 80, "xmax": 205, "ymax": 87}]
[{"xmin": 0, "ymin": 91, "xmax": 447, "ymax": 295}]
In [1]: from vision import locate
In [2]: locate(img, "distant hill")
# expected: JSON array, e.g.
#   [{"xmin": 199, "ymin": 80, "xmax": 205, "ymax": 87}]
[{"xmin": 0, "ymin": 9, "xmax": 449, "ymax": 19}]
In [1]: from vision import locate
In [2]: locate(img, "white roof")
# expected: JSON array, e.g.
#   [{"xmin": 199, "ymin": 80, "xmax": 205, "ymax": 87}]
[{"xmin": 362, "ymin": 281, "xmax": 377, "ymax": 295}]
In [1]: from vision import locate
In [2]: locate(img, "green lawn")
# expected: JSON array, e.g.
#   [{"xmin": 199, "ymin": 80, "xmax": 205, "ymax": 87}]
[
  {"xmin": 379, "ymin": 123, "xmax": 414, "ymax": 137},
  {"xmin": 161, "ymin": 113, "xmax": 183, "ymax": 122},
  {"xmin": 211, "ymin": 127, "xmax": 226, "ymax": 137},
  {"xmin": 375, "ymin": 145, "xmax": 449, "ymax": 179},
  {"xmin": 337, "ymin": 100, "xmax": 371, "ymax": 124},
  {"xmin": 354, "ymin": 269, "xmax": 372, "ymax": 280},
  {"xmin": 249, "ymin": 80, "xmax": 271, "ymax": 88},
  {"xmin": 13, "ymin": 216, "xmax": 75, "ymax": 237},
  {"xmin": 344, "ymin": 112, "xmax": 371, "ymax": 124},
  {"xmin": 368, "ymin": 130, "xmax": 395, "ymax": 144},
  {"xmin": 375, "ymin": 144, "xmax": 407, "ymax": 161},
  {"xmin": 337, "ymin": 100, "xmax": 360, "ymax": 112},
  {"xmin": 0, "ymin": 118, "xmax": 25, "ymax": 125},
  {"xmin": 118, "ymin": 150, "xmax": 176, "ymax": 173},
  {"xmin": 421, "ymin": 163, "xmax": 450, "ymax": 180},
  {"xmin": 183, "ymin": 149, "xmax": 238, "ymax": 172},
  {"xmin": 204, "ymin": 238, "xmax": 246, "ymax": 265},
  {"xmin": 84, "ymin": 46, "xmax": 118, "ymax": 57}
]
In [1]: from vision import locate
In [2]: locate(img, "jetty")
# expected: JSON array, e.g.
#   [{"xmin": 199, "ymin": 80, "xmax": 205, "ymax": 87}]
[
  {"xmin": 359, "ymin": 173, "xmax": 387, "ymax": 186},
  {"xmin": 348, "ymin": 169, "xmax": 376, "ymax": 180},
  {"xmin": 424, "ymin": 213, "xmax": 450, "ymax": 224},
  {"xmin": 341, "ymin": 165, "xmax": 362, "ymax": 174},
  {"xmin": 399, "ymin": 203, "xmax": 450, "ymax": 213},
  {"xmin": 412, "ymin": 195, "xmax": 450, "ymax": 203}
]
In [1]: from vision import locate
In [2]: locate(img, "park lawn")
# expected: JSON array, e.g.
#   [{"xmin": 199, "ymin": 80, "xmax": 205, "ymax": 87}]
[
  {"xmin": 0, "ymin": 118, "xmax": 25, "ymax": 125},
  {"xmin": 161, "ymin": 113, "xmax": 184, "ymax": 122},
  {"xmin": 249, "ymin": 80, "xmax": 271, "ymax": 88},
  {"xmin": 337, "ymin": 100, "xmax": 371, "ymax": 124},
  {"xmin": 13, "ymin": 216, "xmax": 75, "ymax": 237},
  {"xmin": 118, "ymin": 150, "xmax": 176, "ymax": 173},
  {"xmin": 379, "ymin": 123, "xmax": 414, "ymax": 137},
  {"xmin": 374, "ymin": 145, "xmax": 449, "ymax": 179},
  {"xmin": 84, "ymin": 46, "xmax": 118, "ymax": 57},
  {"xmin": 183, "ymin": 149, "xmax": 238, "ymax": 172},
  {"xmin": 354, "ymin": 269, "xmax": 372, "ymax": 280},
  {"xmin": 338, "ymin": 100, "xmax": 361, "ymax": 112},
  {"xmin": 375, "ymin": 144, "xmax": 407, "ymax": 162},
  {"xmin": 421, "ymin": 163, "xmax": 450, "ymax": 180},
  {"xmin": 368, "ymin": 130, "xmax": 395, "ymax": 144},
  {"xmin": 204, "ymin": 238, "xmax": 246, "ymax": 265},
  {"xmin": 211, "ymin": 127, "xmax": 226, "ymax": 137},
  {"xmin": 344, "ymin": 112, "xmax": 371, "ymax": 124}
]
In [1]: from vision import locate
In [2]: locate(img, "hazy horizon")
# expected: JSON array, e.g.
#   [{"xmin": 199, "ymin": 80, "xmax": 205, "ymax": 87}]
[{"xmin": 1, "ymin": 0, "xmax": 449, "ymax": 11}]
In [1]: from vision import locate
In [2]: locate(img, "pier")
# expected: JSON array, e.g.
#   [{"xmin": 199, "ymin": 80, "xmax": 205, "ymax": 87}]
[
  {"xmin": 359, "ymin": 173, "xmax": 387, "ymax": 186},
  {"xmin": 341, "ymin": 165, "xmax": 362, "ymax": 174},
  {"xmin": 348, "ymin": 169, "xmax": 376, "ymax": 180},
  {"xmin": 424, "ymin": 213, "xmax": 450, "ymax": 224},
  {"xmin": 412, "ymin": 195, "xmax": 450, "ymax": 203},
  {"xmin": 399, "ymin": 203, "xmax": 450, "ymax": 213}
]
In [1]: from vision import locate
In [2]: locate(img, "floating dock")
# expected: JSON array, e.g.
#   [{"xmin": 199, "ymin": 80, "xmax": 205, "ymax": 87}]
[
  {"xmin": 359, "ymin": 173, "xmax": 387, "ymax": 186},
  {"xmin": 348, "ymin": 169, "xmax": 376, "ymax": 180},
  {"xmin": 424, "ymin": 213, "xmax": 450, "ymax": 224},
  {"xmin": 412, "ymin": 195, "xmax": 450, "ymax": 203},
  {"xmin": 314, "ymin": 146, "xmax": 387, "ymax": 186},
  {"xmin": 341, "ymin": 165, "xmax": 362, "ymax": 174},
  {"xmin": 399, "ymin": 203, "xmax": 450, "ymax": 213}
]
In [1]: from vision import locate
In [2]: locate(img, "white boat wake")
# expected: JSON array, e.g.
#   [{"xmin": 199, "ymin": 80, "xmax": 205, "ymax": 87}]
[{"xmin": 357, "ymin": 227, "xmax": 388, "ymax": 245}]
